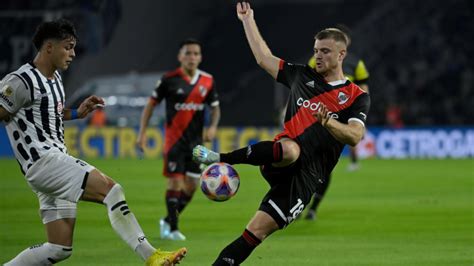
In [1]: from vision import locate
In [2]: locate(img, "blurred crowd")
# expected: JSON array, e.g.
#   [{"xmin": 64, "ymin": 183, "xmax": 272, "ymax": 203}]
[
  {"xmin": 1, "ymin": 0, "xmax": 471, "ymax": 126},
  {"xmin": 353, "ymin": 0, "xmax": 473, "ymax": 125}
]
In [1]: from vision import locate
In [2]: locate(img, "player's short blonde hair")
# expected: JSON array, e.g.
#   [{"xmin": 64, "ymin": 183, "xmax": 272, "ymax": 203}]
[{"xmin": 315, "ymin": 28, "xmax": 351, "ymax": 47}]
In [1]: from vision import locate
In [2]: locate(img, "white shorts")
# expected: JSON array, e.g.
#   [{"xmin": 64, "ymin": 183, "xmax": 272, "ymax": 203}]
[{"xmin": 25, "ymin": 151, "xmax": 95, "ymax": 223}]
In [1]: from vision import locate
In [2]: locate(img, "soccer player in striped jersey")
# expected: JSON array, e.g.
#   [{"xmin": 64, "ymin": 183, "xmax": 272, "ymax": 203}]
[
  {"xmin": 193, "ymin": 2, "xmax": 370, "ymax": 265},
  {"xmin": 137, "ymin": 39, "xmax": 220, "ymax": 241},
  {"xmin": 0, "ymin": 19, "xmax": 185, "ymax": 266}
]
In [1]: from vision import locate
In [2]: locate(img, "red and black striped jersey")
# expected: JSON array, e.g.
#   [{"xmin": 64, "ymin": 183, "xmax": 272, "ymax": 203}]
[
  {"xmin": 151, "ymin": 67, "xmax": 219, "ymax": 153},
  {"xmin": 276, "ymin": 60, "xmax": 370, "ymax": 180}
]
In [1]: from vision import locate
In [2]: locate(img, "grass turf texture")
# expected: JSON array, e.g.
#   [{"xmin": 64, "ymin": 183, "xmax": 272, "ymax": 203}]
[{"xmin": 0, "ymin": 158, "xmax": 472, "ymax": 265}]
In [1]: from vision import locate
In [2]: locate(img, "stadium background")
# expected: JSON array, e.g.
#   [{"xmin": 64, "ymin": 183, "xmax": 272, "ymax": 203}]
[{"xmin": 0, "ymin": 0, "xmax": 473, "ymax": 265}]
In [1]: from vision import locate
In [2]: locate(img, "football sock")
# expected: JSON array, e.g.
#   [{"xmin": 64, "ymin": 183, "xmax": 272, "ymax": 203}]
[
  {"xmin": 165, "ymin": 189, "xmax": 181, "ymax": 231},
  {"xmin": 220, "ymin": 141, "xmax": 283, "ymax": 166},
  {"xmin": 309, "ymin": 192, "xmax": 324, "ymax": 211},
  {"xmin": 177, "ymin": 191, "xmax": 193, "ymax": 213},
  {"xmin": 103, "ymin": 184, "xmax": 155, "ymax": 260},
  {"xmin": 4, "ymin": 242, "xmax": 72, "ymax": 265},
  {"xmin": 350, "ymin": 148, "xmax": 358, "ymax": 163},
  {"xmin": 212, "ymin": 229, "xmax": 261, "ymax": 266}
]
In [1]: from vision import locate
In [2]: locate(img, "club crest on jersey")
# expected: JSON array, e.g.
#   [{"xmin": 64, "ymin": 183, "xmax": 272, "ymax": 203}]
[
  {"xmin": 0, "ymin": 85, "xmax": 13, "ymax": 107},
  {"xmin": 168, "ymin": 161, "xmax": 177, "ymax": 172},
  {"xmin": 2, "ymin": 85, "xmax": 13, "ymax": 96},
  {"xmin": 57, "ymin": 102, "xmax": 64, "ymax": 115},
  {"xmin": 338, "ymin": 91, "xmax": 349, "ymax": 105},
  {"xmin": 199, "ymin": 86, "xmax": 207, "ymax": 97}
]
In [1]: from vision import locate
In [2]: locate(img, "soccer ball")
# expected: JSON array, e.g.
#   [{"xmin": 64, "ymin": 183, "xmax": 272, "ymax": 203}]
[{"xmin": 200, "ymin": 162, "xmax": 240, "ymax": 202}]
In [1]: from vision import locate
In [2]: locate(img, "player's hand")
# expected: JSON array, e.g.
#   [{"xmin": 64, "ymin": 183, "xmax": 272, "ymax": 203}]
[
  {"xmin": 237, "ymin": 2, "xmax": 253, "ymax": 21},
  {"xmin": 313, "ymin": 104, "xmax": 331, "ymax": 127},
  {"xmin": 77, "ymin": 95, "xmax": 105, "ymax": 118},
  {"xmin": 203, "ymin": 126, "xmax": 217, "ymax": 142}
]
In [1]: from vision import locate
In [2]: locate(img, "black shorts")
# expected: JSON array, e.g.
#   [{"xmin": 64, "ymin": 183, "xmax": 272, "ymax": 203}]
[
  {"xmin": 163, "ymin": 146, "xmax": 201, "ymax": 179},
  {"xmin": 258, "ymin": 163, "xmax": 315, "ymax": 228}
]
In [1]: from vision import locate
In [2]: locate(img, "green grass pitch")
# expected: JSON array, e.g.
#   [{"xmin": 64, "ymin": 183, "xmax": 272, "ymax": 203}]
[{"xmin": 1, "ymin": 158, "xmax": 473, "ymax": 265}]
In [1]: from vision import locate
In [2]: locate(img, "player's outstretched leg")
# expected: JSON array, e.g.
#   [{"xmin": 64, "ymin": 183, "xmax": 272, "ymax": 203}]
[
  {"xmin": 83, "ymin": 169, "xmax": 187, "ymax": 264},
  {"xmin": 194, "ymin": 140, "xmax": 294, "ymax": 166},
  {"xmin": 145, "ymin": 248, "xmax": 187, "ymax": 266},
  {"xmin": 193, "ymin": 145, "xmax": 220, "ymax": 164}
]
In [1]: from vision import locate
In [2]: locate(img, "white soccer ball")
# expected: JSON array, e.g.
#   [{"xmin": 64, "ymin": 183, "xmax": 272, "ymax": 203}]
[{"xmin": 200, "ymin": 162, "xmax": 240, "ymax": 202}]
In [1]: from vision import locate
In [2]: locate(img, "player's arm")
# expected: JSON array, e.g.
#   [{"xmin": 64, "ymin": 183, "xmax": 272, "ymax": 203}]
[
  {"xmin": 0, "ymin": 75, "xmax": 31, "ymax": 122},
  {"xmin": 136, "ymin": 98, "xmax": 157, "ymax": 150},
  {"xmin": 64, "ymin": 95, "xmax": 105, "ymax": 120},
  {"xmin": 237, "ymin": 2, "xmax": 281, "ymax": 79},
  {"xmin": 315, "ymin": 104, "xmax": 365, "ymax": 147},
  {"xmin": 204, "ymin": 105, "xmax": 220, "ymax": 142},
  {"xmin": 0, "ymin": 106, "xmax": 12, "ymax": 122}
]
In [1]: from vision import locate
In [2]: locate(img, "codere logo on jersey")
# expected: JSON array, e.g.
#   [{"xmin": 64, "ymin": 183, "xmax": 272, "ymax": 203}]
[
  {"xmin": 174, "ymin": 102, "xmax": 205, "ymax": 111},
  {"xmin": 296, "ymin": 97, "xmax": 338, "ymax": 119}
]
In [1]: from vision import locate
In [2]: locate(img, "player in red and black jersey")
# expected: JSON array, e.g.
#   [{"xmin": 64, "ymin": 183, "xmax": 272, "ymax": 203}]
[
  {"xmin": 305, "ymin": 26, "xmax": 371, "ymax": 221},
  {"xmin": 193, "ymin": 2, "xmax": 369, "ymax": 265},
  {"xmin": 137, "ymin": 39, "xmax": 220, "ymax": 241}
]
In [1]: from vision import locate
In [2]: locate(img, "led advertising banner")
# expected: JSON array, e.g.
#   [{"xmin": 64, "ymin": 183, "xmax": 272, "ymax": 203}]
[{"xmin": 1, "ymin": 126, "xmax": 473, "ymax": 159}]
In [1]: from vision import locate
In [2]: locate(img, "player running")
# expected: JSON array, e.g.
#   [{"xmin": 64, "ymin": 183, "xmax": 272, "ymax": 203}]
[{"xmin": 137, "ymin": 38, "xmax": 220, "ymax": 241}]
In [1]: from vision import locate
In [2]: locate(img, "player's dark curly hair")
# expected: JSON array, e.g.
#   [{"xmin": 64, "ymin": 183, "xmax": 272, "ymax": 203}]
[
  {"xmin": 179, "ymin": 38, "xmax": 201, "ymax": 49},
  {"xmin": 32, "ymin": 19, "xmax": 78, "ymax": 50}
]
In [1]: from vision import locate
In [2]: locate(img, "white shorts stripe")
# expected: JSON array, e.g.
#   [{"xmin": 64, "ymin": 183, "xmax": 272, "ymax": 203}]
[
  {"xmin": 186, "ymin": 171, "xmax": 201, "ymax": 179},
  {"xmin": 268, "ymin": 199, "xmax": 287, "ymax": 223}
]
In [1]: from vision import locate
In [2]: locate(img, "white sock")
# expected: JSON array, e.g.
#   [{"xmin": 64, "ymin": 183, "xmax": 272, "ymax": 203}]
[
  {"xmin": 4, "ymin": 242, "xmax": 72, "ymax": 265},
  {"xmin": 103, "ymin": 184, "xmax": 155, "ymax": 260}
]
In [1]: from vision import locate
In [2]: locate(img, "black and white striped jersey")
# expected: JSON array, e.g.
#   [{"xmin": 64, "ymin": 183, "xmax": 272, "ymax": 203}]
[{"xmin": 0, "ymin": 63, "xmax": 67, "ymax": 174}]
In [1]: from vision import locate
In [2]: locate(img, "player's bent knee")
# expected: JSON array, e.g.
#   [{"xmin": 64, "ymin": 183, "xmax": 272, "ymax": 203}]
[
  {"xmin": 103, "ymin": 183, "xmax": 126, "ymax": 206},
  {"xmin": 279, "ymin": 140, "xmax": 300, "ymax": 165},
  {"xmin": 46, "ymin": 242, "xmax": 73, "ymax": 263}
]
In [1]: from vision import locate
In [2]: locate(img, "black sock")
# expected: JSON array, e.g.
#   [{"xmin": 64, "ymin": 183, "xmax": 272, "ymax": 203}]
[
  {"xmin": 177, "ymin": 191, "xmax": 192, "ymax": 213},
  {"xmin": 165, "ymin": 190, "xmax": 181, "ymax": 231},
  {"xmin": 220, "ymin": 141, "xmax": 283, "ymax": 166},
  {"xmin": 309, "ymin": 193, "xmax": 323, "ymax": 211},
  {"xmin": 350, "ymin": 148, "xmax": 358, "ymax": 163},
  {"xmin": 212, "ymin": 229, "xmax": 261, "ymax": 266}
]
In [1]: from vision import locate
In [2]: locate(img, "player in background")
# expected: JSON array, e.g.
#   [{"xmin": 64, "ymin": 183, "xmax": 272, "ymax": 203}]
[
  {"xmin": 193, "ymin": 2, "xmax": 370, "ymax": 265},
  {"xmin": 137, "ymin": 38, "xmax": 220, "ymax": 241},
  {"xmin": 0, "ymin": 19, "xmax": 186, "ymax": 266},
  {"xmin": 305, "ymin": 26, "xmax": 370, "ymax": 220}
]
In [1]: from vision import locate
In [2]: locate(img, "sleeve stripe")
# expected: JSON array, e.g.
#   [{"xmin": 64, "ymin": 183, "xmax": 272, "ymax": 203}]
[
  {"xmin": 11, "ymin": 73, "xmax": 28, "ymax": 90},
  {"xmin": 348, "ymin": 117, "xmax": 365, "ymax": 127},
  {"xmin": 19, "ymin": 72, "xmax": 35, "ymax": 103}
]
